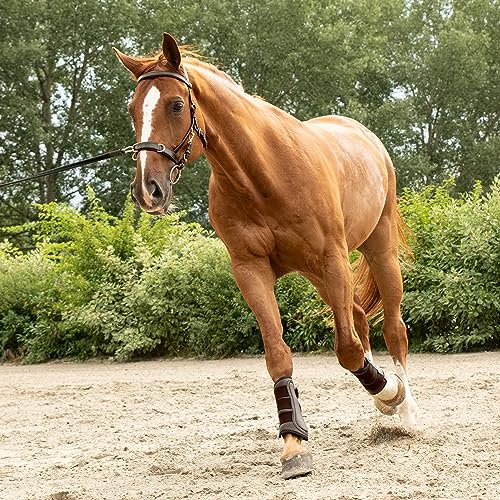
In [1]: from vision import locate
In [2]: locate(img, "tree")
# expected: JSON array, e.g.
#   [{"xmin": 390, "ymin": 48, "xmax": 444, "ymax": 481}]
[
  {"xmin": 0, "ymin": 0, "xmax": 138, "ymax": 230},
  {"xmin": 381, "ymin": 0, "xmax": 499, "ymax": 190}
]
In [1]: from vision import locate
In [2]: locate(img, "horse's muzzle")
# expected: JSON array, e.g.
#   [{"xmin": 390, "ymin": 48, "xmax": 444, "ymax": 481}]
[{"xmin": 130, "ymin": 178, "xmax": 172, "ymax": 215}]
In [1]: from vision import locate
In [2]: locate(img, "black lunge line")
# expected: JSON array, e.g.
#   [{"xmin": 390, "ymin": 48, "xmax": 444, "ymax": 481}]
[{"xmin": 0, "ymin": 148, "xmax": 132, "ymax": 189}]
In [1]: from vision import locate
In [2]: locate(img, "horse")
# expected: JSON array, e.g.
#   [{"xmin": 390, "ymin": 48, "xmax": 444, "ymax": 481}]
[{"xmin": 114, "ymin": 33, "xmax": 418, "ymax": 479}]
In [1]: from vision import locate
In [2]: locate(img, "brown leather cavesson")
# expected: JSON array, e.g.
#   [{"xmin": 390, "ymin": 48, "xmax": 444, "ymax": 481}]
[
  {"xmin": 274, "ymin": 377, "xmax": 309, "ymax": 441},
  {"xmin": 352, "ymin": 358, "xmax": 387, "ymax": 395}
]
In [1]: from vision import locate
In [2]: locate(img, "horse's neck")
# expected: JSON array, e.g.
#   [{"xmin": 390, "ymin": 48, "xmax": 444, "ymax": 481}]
[{"xmin": 189, "ymin": 63, "xmax": 301, "ymax": 190}]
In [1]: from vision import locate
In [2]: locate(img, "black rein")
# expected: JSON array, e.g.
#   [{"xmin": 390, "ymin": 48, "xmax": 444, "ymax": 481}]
[{"xmin": 0, "ymin": 69, "xmax": 207, "ymax": 189}]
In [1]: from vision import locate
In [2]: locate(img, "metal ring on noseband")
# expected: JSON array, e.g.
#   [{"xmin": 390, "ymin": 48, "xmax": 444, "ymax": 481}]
[
  {"xmin": 131, "ymin": 142, "xmax": 178, "ymax": 163},
  {"xmin": 169, "ymin": 166, "xmax": 182, "ymax": 184}
]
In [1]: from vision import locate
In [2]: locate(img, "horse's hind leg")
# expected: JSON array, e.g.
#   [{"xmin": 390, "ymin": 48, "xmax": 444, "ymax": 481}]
[
  {"xmin": 359, "ymin": 213, "xmax": 418, "ymax": 426},
  {"xmin": 311, "ymin": 275, "xmax": 392, "ymax": 386}
]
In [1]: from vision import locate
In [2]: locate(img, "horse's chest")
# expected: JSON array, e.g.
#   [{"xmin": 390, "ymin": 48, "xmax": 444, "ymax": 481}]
[
  {"xmin": 208, "ymin": 178, "xmax": 348, "ymax": 272},
  {"xmin": 210, "ymin": 199, "xmax": 326, "ymax": 271}
]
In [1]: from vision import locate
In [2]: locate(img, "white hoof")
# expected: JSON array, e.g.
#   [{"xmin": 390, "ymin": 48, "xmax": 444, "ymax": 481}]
[
  {"xmin": 373, "ymin": 397, "xmax": 397, "ymax": 416},
  {"xmin": 395, "ymin": 368, "xmax": 419, "ymax": 427}
]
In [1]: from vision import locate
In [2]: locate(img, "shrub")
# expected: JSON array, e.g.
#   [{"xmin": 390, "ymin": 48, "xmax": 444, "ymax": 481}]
[
  {"xmin": 76, "ymin": 231, "xmax": 261, "ymax": 360},
  {"xmin": 1, "ymin": 179, "xmax": 498, "ymax": 362},
  {"xmin": 0, "ymin": 191, "xmax": 264, "ymax": 361},
  {"xmin": 400, "ymin": 178, "xmax": 500, "ymax": 351},
  {"xmin": 0, "ymin": 242, "xmax": 89, "ymax": 361},
  {"xmin": 275, "ymin": 273, "xmax": 332, "ymax": 352}
]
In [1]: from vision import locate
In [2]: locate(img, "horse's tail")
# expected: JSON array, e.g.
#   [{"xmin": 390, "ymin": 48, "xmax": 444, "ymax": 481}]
[
  {"xmin": 353, "ymin": 208, "xmax": 412, "ymax": 321},
  {"xmin": 352, "ymin": 253, "xmax": 382, "ymax": 321}
]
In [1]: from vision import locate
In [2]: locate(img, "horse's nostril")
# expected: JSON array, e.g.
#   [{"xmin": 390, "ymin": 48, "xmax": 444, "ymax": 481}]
[{"xmin": 148, "ymin": 179, "xmax": 164, "ymax": 202}]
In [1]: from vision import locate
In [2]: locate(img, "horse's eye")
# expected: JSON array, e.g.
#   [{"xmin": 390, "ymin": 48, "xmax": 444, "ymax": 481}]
[{"xmin": 172, "ymin": 101, "xmax": 184, "ymax": 113}]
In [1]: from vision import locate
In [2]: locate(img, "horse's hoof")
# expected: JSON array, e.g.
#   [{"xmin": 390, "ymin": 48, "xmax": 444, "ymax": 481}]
[
  {"xmin": 373, "ymin": 398, "xmax": 398, "ymax": 415},
  {"xmin": 397, "ymin": 394, "xmax": 419, "ymax": 427},
  {"xmin": 281, "ymin": 452, "xmax": 313, "ymax": 480}
]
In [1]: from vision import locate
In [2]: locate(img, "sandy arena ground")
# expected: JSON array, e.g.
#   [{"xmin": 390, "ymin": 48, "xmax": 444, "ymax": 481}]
[{"xmin": 1, "ymin": 352, "xmax": 499, "ymax": 500}]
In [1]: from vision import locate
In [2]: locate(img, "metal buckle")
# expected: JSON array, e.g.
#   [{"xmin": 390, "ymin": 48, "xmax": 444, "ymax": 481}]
[
  {"xmin": 121, "ymin": 144, "xmax": 138, "ymax": 161},
  {"xmin": 121, "ymin": 145, "xmax": 135, "ymax": 155}
]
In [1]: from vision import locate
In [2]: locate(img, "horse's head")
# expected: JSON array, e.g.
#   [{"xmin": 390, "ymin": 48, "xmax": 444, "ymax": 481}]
[{"xmin": 114, "ymin": 33, "xmax": 206, "ymax": 214}]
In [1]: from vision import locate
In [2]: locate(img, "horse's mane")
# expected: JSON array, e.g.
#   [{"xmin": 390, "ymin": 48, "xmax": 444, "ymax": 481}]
[{"xmin": 131, "ymin": 47, "xmax": 193, "ymax": 70}]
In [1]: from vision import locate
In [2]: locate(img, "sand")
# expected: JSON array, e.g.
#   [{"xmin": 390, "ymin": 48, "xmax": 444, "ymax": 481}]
[{"xmin": 1, "ymin": 352, "xmax": 499, "ymax": 500}]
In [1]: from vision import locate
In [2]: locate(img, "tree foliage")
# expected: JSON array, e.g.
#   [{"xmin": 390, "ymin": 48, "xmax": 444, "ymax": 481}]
[
  {"xmin": 385, "ymin": 0, "xmax": 500, "ymax": 191},
  {"xmin": 0, "ymin": 0, "xmax": 137, "ymax": 226},
  {"xmin": 0, "ymin": 0, "xmax": 498, "ymax": 231}
]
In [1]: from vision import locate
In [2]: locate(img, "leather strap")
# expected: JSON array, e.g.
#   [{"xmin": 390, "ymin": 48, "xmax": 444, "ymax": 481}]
[
  {"xmin": 274, "ymin": 377, "xmax": 309, "ymax": 441},
  {"xmin": 352, "ymin": 358, "xmax": 387, "ymax": 395},
  {"xmin": 137, "ymin": 70, "xmax": 192, "ymax": 88},
  {"xmin": 132, "ymin": 142, "xmax": 177, "ymax": 163},
  {"xmin": 0, "ymin": 148, "xmax": 128, "ymax": 189}
]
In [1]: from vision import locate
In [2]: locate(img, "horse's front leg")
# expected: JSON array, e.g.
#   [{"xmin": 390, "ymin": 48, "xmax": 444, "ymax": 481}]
[{"xmin": 231, "ymin": 257, "xmax": 313, "ymax": 479}]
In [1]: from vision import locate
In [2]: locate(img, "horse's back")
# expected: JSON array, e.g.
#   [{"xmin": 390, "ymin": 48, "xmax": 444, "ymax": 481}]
[{"xmin": 306, "ymin": 115, "xmax": 389, "ymax": 160}]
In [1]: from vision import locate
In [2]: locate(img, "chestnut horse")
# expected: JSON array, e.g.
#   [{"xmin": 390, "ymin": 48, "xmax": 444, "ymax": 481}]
[{"xmin": 114, "ymin": 33, "xmax": 418, "ymax": 479}]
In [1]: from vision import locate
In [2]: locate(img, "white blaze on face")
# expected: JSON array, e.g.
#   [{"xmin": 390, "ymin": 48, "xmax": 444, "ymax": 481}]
[{"xmin": 139, "ymin": 85, "xmax": 161, "ymax": 192}]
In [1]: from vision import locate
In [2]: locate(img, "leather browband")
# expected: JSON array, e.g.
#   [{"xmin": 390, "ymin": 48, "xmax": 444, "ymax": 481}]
[{"xmin": 136, "ymin": 71, "xmax": 192, "ymax": 88}]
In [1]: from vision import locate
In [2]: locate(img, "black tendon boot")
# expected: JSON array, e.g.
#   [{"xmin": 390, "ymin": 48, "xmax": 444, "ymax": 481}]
[
  {"xmin": 273, "ymin": 377, "xmax": 312, "ymax": 479},
  {"xmin": 273, "ymin": 377, "xmax": 309, "ymax": 440},
  {"xmin": 351, "ymin": 358, "xmax": 387, "ymax": 394}
]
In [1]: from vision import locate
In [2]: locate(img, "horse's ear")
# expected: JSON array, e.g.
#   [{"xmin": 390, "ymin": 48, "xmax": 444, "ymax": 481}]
[
  {"xmin": 113, "ymin": 48, "xmax": 143, "ymax": 79},
  {"xmin": 162, "ymin": 33, "xmax": 181, "ymax": 69}
]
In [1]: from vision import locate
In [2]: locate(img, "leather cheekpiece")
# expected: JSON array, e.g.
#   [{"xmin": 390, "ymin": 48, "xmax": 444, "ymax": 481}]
[{"xmin": 274, "ymin": 377, "xmax": 309, "ymax": 441}]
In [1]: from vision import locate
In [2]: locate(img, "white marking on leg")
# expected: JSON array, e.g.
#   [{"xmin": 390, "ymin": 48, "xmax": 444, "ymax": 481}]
[
  {"xmin": 139, "ymin": 85, "xmax": 161, "ymax": 197},
  {"xmin": 370, "ymin": 358, "xmax": 416, "ymax": 420},
  {"xmin": 394, "ymin": 362, "xmax": 419, "ymax": 427},
  {"xmin": 368, "ymin": 357, "xmax": 399, "ymax": 400}
]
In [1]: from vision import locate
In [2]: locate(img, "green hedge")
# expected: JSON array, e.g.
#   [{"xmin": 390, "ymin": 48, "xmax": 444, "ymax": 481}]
[
  {"xmin": 1, "ymin": 180, "xmax": 498, "ymax": 362},
  {"xmin": 400, "ymin": 179, "xmax": 500, "ymax": 352},
  {"xmin": 0, "ymin": 190, "xmax": 331, "ymax": 361}
]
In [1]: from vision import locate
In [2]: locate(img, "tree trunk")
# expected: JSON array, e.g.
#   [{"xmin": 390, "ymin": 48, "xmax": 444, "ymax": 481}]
[{"xmin": 37, "ymin": 61, "xmax": 57, "ymax": 203}]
